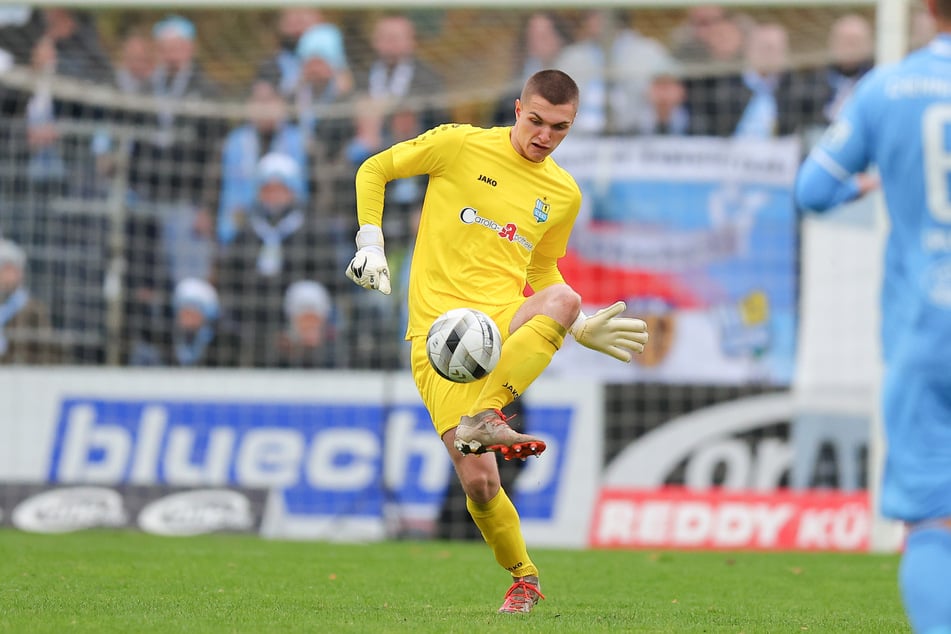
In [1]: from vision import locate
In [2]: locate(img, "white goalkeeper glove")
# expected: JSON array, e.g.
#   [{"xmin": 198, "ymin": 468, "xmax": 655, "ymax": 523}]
[
  {"xmin": 345, "ymin": 224, "xmax": 391, "ymax": 295},
  {"xmin": 570, "ymin": 301, "xmax": 648, "ymax": 362}
]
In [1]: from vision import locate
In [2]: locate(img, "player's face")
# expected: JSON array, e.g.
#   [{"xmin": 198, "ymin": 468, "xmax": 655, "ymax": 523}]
[{"xmin": 511, "ymin": 95, "xmax": 575, "ymax": 163}]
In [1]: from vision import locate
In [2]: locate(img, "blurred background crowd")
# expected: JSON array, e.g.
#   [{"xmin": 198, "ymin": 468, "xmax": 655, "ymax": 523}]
[{"xmin": 0, "ymin": 5, "xmax": 933, "ymax": 369}]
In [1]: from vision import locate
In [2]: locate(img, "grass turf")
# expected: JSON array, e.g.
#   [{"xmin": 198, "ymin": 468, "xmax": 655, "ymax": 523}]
[{"xmin": 0, "ymin": 529, "xmax": 907, "ymax": 633}]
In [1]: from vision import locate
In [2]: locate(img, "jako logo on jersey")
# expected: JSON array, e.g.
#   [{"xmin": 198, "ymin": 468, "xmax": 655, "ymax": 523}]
[
  {"xmin": 458, "ymin": 207, "xmax": 534, "ymax": 251},
  {"xmin": 533, "ymin": 198, "xmax": 550, "ymax": 223},
  {"xmin": 477, "ymin": 174, "xmax": 498, "ymax": 187}
]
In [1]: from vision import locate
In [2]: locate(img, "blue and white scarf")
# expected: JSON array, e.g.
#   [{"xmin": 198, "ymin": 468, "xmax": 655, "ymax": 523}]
[
  {"xmin": 276, "ymin": 50, "xmax": 301, "ymax": 97},
  {"xmin": 250, "ymin": 208, "xmax": 305, "ymax": 277},
  {"xmin": 217, "ymin": 125, "xmax": 308, "ymax": 245},
  {"xmin": 296, "ymin": 80, "xmax": 339, "ymax": 143},
  {"xmin": 735, "ymin": 71, "xmax": 778, "ymax": 138},
  {"xmin": 0, "ymin": 287, "xmax": 30, "ymax": 357},
  {"xmin": 173, "ymin": 325, "xmax": 214, "ymax": 366},
  {"xmin": 368, "ymin": 60, "xmax": 414, "ymax": 99},
  {"xmin": 151, "ymin": 62, "xmax": 194, "ymax": 148}
]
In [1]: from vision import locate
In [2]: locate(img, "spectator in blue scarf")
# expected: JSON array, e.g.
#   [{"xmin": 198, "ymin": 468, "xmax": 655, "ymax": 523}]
[
  {"xmin": 211, "ymin": 79, "xmax": 308, "ymax": 245},
  {"xmin": 293, "ymin": 23, "xmax": 354, "ymax": 160},
  {"xmin": 256, "ymin": 8, "xmax": 325, "ymax": 97},
  {"xmin": 215, "ymin": 152, "xmax": 339, "ymax": 367},
  {"xmin": 129, "ymin": 276, "xmax": 234, "ymax": 367},
  {"xmin": 0, "ymin": 239, "xmax": 60, "ymax": 364}
]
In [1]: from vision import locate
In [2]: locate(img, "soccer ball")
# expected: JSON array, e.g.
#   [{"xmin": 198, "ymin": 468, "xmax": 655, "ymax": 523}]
[{"xmin": 426, "ymin": 308, "xmax": 502, "ymax": 383}]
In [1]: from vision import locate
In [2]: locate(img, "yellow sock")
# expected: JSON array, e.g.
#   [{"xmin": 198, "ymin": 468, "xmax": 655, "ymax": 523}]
[
  {"xmin": 469, "ymin": 315, "xmax": 566, "ymax": 415},
  {"xmin": 467, "ymin": 488, "xmax": 538, "ymax": 578}
]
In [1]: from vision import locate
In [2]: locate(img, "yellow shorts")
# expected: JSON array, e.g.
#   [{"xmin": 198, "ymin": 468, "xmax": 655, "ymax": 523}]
[{"xmin": 410, "ymin": 302, "xmax": 522, "ymax": 437}]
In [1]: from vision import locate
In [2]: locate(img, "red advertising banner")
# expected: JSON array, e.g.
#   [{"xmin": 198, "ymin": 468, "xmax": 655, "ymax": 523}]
[{"xmin": 590, "ymin": 486, "xmax": 870, "ymax": 551}]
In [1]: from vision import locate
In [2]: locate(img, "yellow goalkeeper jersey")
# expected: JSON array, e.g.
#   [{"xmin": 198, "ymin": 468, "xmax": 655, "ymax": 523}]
[{"xmin": 355, "ymin": 124, "xmax": 582, "ymax": 338}]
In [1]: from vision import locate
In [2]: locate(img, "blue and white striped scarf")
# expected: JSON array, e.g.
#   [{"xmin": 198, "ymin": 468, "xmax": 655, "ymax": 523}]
[{"xmin": 0, "ymin": 287, "xmax": 30, "ymax": 357}]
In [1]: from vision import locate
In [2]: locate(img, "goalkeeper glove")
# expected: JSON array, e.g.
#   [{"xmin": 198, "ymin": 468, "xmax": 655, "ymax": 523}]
[
  {"xmin": 346, "ymin": 224, "xmax": 391, "ymax": 295},
  {"xmin": 570, "ymin": 301, "xmax": 648, "ymax": 362}
]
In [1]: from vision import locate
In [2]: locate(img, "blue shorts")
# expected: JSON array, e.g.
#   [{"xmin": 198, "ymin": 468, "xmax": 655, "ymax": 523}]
[{"xmin": 880, "ymin": 368, "xmax": 951, "ymax": 522}]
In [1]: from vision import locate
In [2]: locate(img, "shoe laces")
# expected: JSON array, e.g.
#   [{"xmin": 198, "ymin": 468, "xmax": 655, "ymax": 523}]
[
  {"xmin": 502, "ymin": 579, "xmax": 544, "ymax": 611},
  {"xmin": 486, "ymin": 408, "xmax": 516, "ymax": 427}
]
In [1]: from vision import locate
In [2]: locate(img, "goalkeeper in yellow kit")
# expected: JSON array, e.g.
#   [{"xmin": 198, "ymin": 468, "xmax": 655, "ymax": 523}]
[{"xmin": 346, "ymin": 70, "xmax": 648, "ymax": 613}]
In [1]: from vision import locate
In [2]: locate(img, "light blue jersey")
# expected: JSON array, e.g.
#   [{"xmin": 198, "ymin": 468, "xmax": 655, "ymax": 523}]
[{"xmin": 796, "ymin": 36, "xmax": 951, "ymax": 523}]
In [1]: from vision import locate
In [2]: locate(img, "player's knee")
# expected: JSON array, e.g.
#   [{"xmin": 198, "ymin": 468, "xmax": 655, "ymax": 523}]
[
  {"xmin": 458, "ymin": 468, "xmax": 501, "ymax": 504},
  {"xmin": 548, "ymin": 285, "xmax": 582, "ymax": 324}
]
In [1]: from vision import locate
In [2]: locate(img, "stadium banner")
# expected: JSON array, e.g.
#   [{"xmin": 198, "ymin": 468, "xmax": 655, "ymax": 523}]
[
  {"xmin": 595, "ymin": 387, "xmax": 879, "ymax": 551},
  {"xmin": 590, "ymin": 487, "xmax": 869, "ymax": 551},
  {"xmin": 549, "ymin": 135, "xmax": 800, "ymax": 386},
  {"xmin": 0, "ymin": 483, "xmax": 267, "ymax": 536},
  {"xmin": 0, "ymin": 368, "xmax": 602, "ymax": 547}
]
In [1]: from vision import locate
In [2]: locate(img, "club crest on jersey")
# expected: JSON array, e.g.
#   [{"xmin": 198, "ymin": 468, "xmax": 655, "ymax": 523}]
[{"xmin": 533, "ymin": 199, "xmax": 550, "ymax": 223}]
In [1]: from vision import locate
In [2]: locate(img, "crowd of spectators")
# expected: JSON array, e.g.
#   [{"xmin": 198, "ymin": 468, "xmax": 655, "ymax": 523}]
[{"xmin": 0, "ymin": 6, "xmax": 889, "ymax": 368}]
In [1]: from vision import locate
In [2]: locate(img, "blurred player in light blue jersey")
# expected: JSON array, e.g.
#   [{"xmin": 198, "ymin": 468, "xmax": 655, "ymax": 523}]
[{"xmin": 795, "ymin": 1, "xmax": 951, "ymax": 631}]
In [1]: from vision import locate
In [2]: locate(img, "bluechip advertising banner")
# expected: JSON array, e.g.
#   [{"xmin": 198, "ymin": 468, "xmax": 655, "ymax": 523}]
[
  {"xmin": 0, "ymin": 368, "xmax": 602, "ymax": 546},
  {"xmin": 549, "ymin": 136, "xmax": 801, "ymax": 386}
]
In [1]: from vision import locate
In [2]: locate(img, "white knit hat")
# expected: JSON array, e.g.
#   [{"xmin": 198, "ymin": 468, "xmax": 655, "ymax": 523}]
[
  {"xmin": 256, "ymin": 152, "xmax": 301, "ymax": 191},
  {"xmin": 284, "ymin": 280, "xmax": 332, "ymax": 319},
  {"xmin": 173, "ymin": 277, "xmax": 219, "ymax": 319},
  {"xmin": 0, "ymin": 239, "xmax": 25, "ymax": 269}
]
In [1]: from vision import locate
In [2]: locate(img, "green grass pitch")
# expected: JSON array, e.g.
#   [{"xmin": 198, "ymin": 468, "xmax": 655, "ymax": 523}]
[{"xmin": 0, "ymin": 529, "xmax": 908, "ymax": 633}]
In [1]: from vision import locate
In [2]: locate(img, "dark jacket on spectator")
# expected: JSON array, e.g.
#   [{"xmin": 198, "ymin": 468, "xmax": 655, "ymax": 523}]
[
  {"xmin": 126, "ymin": 61, "xmax": 223, "ymax": 206},
  {"xmin": 215, "ymin": 203, "xmax": 340, "ymax": 367},
  {"xmin": 137, "ymin": 325, "xmax": 239, "ymax": 368},
  {"xmin": 686, "ymin": 68, "xmax": 831, "ymax": 138},
  {"xmin": 0, "ymin": 294, "xmax": 62, "ymax": 364},
  {"xmin": 273, "ymin": 328, "xmax": 338, "ymax": 369},
  {"xmin": 354, "ymin": 58, "xmax": 448, "ymax": 130}
]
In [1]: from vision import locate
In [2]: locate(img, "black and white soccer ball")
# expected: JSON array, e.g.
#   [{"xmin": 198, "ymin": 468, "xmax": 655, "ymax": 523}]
[{"xmin": 426, "ymin": 308, "xmax": 502, "ymax": 383}]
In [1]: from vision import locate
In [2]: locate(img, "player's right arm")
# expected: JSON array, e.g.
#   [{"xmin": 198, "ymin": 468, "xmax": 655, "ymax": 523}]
[
  {"xmin": 347, "ymin": 124, "xmax": 467, "ymax": 294},
  {"xmin": 794, "ymin": 71, "xmax": 881, "ymax": 213},
  {"xmin": 353, "ymin": 150, "xmax": 395, "ymax": 229},
  {"xmin": 355, "ymin": 124, "xmax": 465, "ymax": 226}
]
